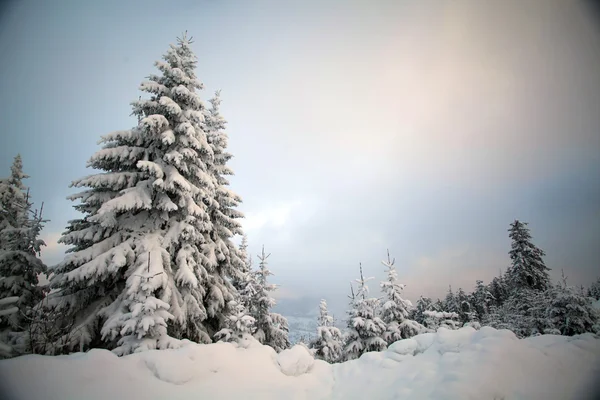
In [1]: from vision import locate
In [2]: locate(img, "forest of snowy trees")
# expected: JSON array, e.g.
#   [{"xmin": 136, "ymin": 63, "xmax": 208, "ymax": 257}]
[{"xmin": 1, "ymin": 34, "xmax": 599, "ymax": 362}]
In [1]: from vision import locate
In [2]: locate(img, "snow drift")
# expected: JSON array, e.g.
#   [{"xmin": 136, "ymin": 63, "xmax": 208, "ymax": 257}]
[{"xmin": 0, "ymin": 327, "xmax": 599, "ymax": 400}]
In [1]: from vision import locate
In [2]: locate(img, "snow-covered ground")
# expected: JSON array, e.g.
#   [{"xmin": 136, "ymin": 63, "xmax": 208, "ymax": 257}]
[{"xmin": 0, "ymin": 327, "xmax": 599, "ymax": 400}]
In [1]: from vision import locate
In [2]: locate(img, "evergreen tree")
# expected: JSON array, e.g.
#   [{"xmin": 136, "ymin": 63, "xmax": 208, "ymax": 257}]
[
  {"xmin": 379, "ymin": 250, "xmax": 421, "ymax": 343},
  {"xmin": 471, "ymin": 280, "xmax": 495, "ymax": 321},
  {"xmin": 309, "ymin": 299, "xmax": 343, "ymax": 363},
  {"xmin": 0, "ymin": 156, "xmax": 48, "ymax": 356},
  {"xmin": 413, "ymin": 296, "xmax": 434, "ymax": 325},
  {"xmin": 443, "ymin": 286, "xmax": 459, "ymax": 314},
  {"xmin": 505, "ymin": 220, "xmax": 551, "ymax": 293},
  {"xmin": 202, "ymin": 90, "xmax": 246, "ymax": 335},
  {"xmin": 587, "ymin": 277, "xmax": 600, "ymax": 301},
  {"xmin": 0, "ymin": 155, "xmax": 29, "ymax": 238},
  {"xmin": 249, "ymin": 246, "xmax": 289, "ymax": 352},
  {"xmin": 344, "ymin": 263, "xmax": 387, "ymax": 360},
  {"xmin": 50, "ymin": 33, "xmax": 241, "ymax": 355},
  {"xmin": 494, "ymin": 288, "xmax": 553, "ymax": 337},
  {"xmin": 423, "ymin": 310, "xmax": 460, "ymax": 331},
  {"xmin": 455, "ymin": 287, "xmax": 476, "ymax": 325},
  {"xmin": 433, "ymin": 298, "xmax": 444, "ymax": 312},
  {"xmin": 214, "ymin": 299, "xmax": 255, "ymax": 344},
  {"xmin": 488, "ymin": 272, "xmax": 508, "ymax": 308},
  {"xmin": 547, "ymin": 271, "xmax": 598, "ymax": 336},
  {"xmin": 232, "ymin": 234, "xmax": 250, "ymax": 294}
]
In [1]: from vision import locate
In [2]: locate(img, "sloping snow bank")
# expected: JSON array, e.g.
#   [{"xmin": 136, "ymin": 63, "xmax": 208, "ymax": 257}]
[{"xmin": 0, "ymin": 327, "xmax": 598, "ymax": 400}]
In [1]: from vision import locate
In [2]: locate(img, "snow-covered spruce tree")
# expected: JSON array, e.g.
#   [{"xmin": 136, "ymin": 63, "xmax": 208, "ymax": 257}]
[
  {"xmin": 310, "ymin": 299, "xmax": 343, "ymax": 363},
  {"xmin": 0, "ymin": 155, "xmax": 48, "ymax": 356},
  {"xmin": 413, "ymin": 296, "xmax": 434, "ymax": 326},
  {"xmin": 202, "ymin": 90, "xmax": 246, "ymax": 335},
  {"xmin": 344, "ymin": 263, "xmax": 387, "ymax": 361},
  {"xmin": 50, "ymin": 33, "xmax": 244, "ymax": 355},
  {"xmin": 214, "ymin": 299, "xmax": 255, "ymax": 344},
  {"xmin": 588, "ymin": 277, "xmax": 600, "ymax": 301},
  {"xmin": 455, "ymin": 287, "xmax": 476, "ymax": 325},
  {"xmin": 488, "ymin": 272, "xmax": 509, "ymax": 308},
  {"xmin": 494, "ymin": 288, "xmax": 553, "ymax": 337},
  {"xmin": 546, "ymin": 271, "xmax": 598, "ymax": 336},
  {"xmin": 505, "ymin": 220, "xmax": 551, "ymax": 293},
  {"xmin": 488, "ymin": 221, "xmax": 552, "ymax": 337},
  {"xmin": 471, "ymin": 280, "xmax": 495, "ymax": 322},
  {"xmin": 379, "ymin": 250, "xmax": 421, "ymax": 343},
  {"xmin": 249, "ymin": 246, "xmax": 289, "ymax": 352},
  {"xmin": 423, "ymin": 310, "xmax": 460, "ymax": 331},
  {"xmin": 232, "ymin": 234, "xmax": 250, "ymax": 296},
  {"xmin": 442, "ymin": 286, "xmax": 460, "ymax": 314}
]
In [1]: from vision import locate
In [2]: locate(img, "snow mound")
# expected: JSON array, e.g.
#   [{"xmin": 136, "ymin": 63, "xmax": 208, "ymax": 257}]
[
  {"xmin": 0, "ymin": 328, "xmax": 599, "ymax": 400},
  {"xmin": 277, "ymin": 345, "xmax": 315, "ymax": 376}
]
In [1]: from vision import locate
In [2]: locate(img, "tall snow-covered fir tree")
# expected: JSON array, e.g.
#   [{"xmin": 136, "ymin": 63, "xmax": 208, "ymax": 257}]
[
  {"xmin": 310, "ymin": 299, "xmax": 343, "ymax": 363},
  {"xmin": 344, "ymin": 263, "xmax": 387, "ymax": 360},
  {"xmin": 505, "ymin": 220, "xmax": 551, "ymax": 293},
  {"xmin": 201, "ymin": 90, "xmax": 246, "ymax": 334},
  {"xmin": 49, "ymin": 33, "xmax": 245, "ymax": 355},
  {"xmin": 0, "ymin": 155, "xmax": 48, "ymax": 356},
  {"xmin": 379, "ymin": 250, "xmax": 421, "ymax": 344},
  {"xmin": 249, "ymin": 246, "xmax": 289, "ymax": 352}
]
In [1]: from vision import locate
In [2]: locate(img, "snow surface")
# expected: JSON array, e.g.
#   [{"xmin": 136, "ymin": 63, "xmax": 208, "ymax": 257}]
[{"xmin": 0, "ymin": 327, "xmax": 599, "ymax": 400}]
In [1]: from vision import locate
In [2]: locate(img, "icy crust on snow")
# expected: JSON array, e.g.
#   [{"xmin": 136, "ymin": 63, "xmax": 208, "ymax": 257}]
[{"xmin": 1, "ymin": 327, "xmax": 599, "ymax": 400}]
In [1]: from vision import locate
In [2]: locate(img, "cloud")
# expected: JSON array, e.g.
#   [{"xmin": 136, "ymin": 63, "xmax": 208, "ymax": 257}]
[{"xmin": 242, "ymin": 200, "xmax": 302, "ymax": 233}]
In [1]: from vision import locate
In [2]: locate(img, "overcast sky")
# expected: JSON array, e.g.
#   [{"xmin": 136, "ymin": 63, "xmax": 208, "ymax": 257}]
[{"xmin": 1, "ymin": 0, "xmax": 599, "ymax": 315}]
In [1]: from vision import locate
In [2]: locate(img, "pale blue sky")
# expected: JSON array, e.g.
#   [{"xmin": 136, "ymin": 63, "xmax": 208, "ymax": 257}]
[{"xmin": 1, "ymin": 0, "xmax": 599, "ymax": 314}]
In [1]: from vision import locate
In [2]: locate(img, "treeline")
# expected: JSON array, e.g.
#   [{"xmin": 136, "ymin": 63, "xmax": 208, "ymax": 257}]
[{"xmin": 306, "ymin": 221, "xmax": 600, "ymax": 363}]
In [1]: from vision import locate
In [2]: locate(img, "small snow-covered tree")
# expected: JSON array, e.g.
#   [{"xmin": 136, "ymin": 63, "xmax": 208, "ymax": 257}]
[
  {"xmin": 505, "ymin": 220, "xmax": 551, "ymax": 293},
  {"xmin": 471, "ymin": 280, "xmax": 495, "ymax": 321},
  {"xmin": 413, "ymin": 296, "xmax": 434, "ymax": 325},
  {"xmin": 232, "ymin": 234, "xmax": 250, "ymax": 296},
  {"xmin": 310, "ymin": 299, "xmax": 343, "ymax": 363},
  {"xmin": 0, "ymin": 156, "xmax": 48, "ymax": 356},
  {"xmin": 214, "ymin": 299, "xmax": 255, "ymax": 343},
  {"xmin": 249, "ymin": 246, "xmax": 289, "ymax": 352},
  {"xmin": 344, "ymin": 263, "xmax": 387, "ymax": 360},
  {"xmin": 488, "ymin": 272, "xmax": 508, "ymax": 308},
  {"xmin": 379, "ymin": 250, "xmax": 421, "ymax": 343},
  {"xmin": 423, "ymin": 310, "xmax": 460, "ymax": 331},
  {"xmin": 547, "ymin": 271, "xmax": 598, "ymax": 336},
  {"xmin": 50, "ymin": 33, "xmax": 231, "ymax": 354},
  {"xmin": 433, "ymin": 298, "xmax": 444, "ymax": 312},
  {"xmin": 493, "ymin": 288, "xmax": 552, "ymax": 337},
  {"xmin": 588, "ymin": 277, "xmax": 600, "ymax": 301},
  {"xmin": 443, "ymin": 286, "xmax": 460, "ymax": 314},
  {"xmin": 455, "ymin": 287, "xmax": 476, "ymax": 325}
]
